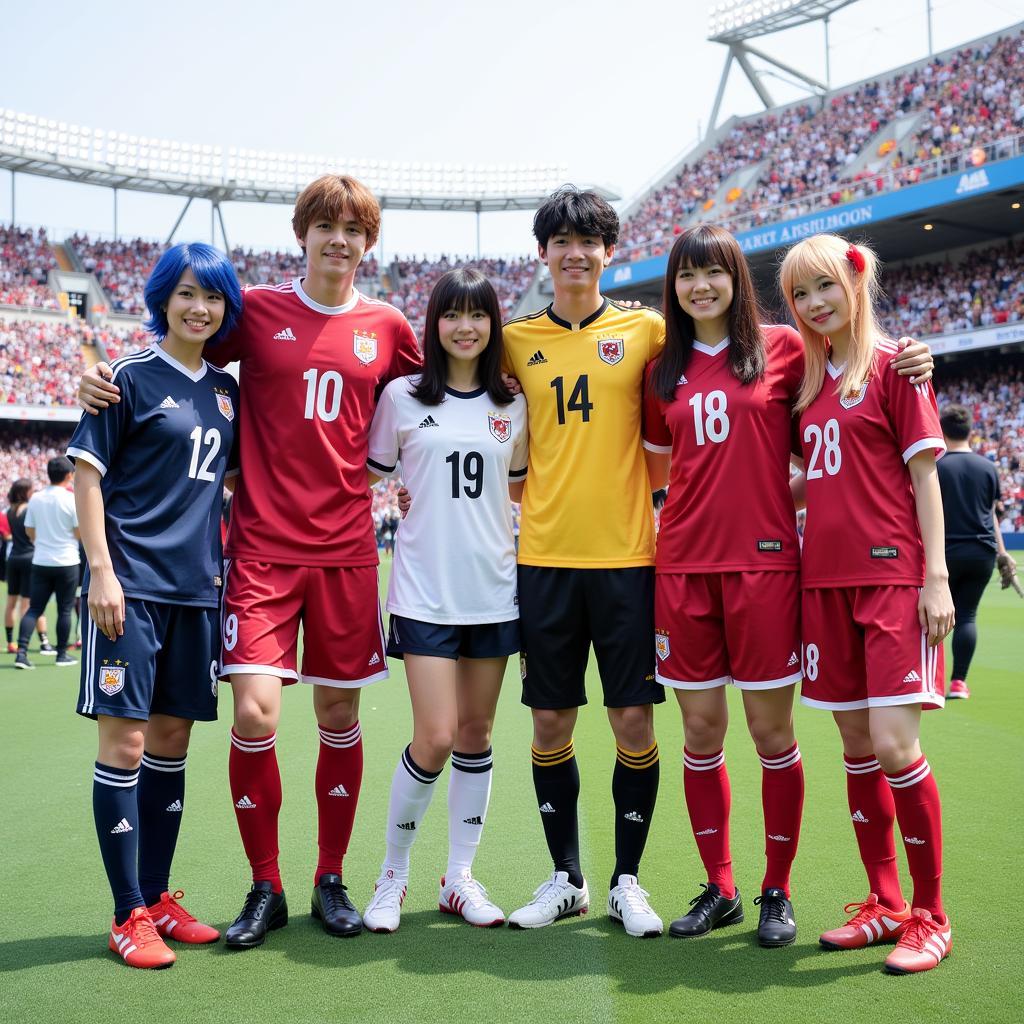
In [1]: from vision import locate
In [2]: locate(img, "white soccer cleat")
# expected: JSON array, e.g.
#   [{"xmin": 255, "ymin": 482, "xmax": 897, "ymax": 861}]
[
  {"xmin": 608, "ymin": 874, "xmax": 664, "ymax": 937},
  {"xmin": 439, "ymin": 873, "xmax": 505, "ymax": 927},
  {"xmin": 507, "ymin": 870, "xmax": 589, "ymax": 929},
  {"xmin": 362, "ymin": 873, "xmax": 407, "ymax": 934}
]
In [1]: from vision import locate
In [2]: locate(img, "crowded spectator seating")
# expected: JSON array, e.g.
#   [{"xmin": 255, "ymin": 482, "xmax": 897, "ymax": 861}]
[
  {"xmin": 67, "ymin": 233, "xmax": 163, "ymax": 315},
  {"xmin": 618, "ymin": 29, "xmax": 1024, "ymax": 259},
  {"xmin": 0, "ymin": 429, "xmax": 73, "ymax": 489},
  {"xmin": 231, "ymin": 247, "xmax": 379, "ymax": 287},
  {"xmin": 0, "ymin": 226, "xmax": 60, "ymax": 310}
]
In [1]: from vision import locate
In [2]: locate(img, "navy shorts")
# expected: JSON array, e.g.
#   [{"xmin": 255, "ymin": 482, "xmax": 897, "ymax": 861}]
[
  {"xmin": 386, "ymin": 613, "xmax": 520, "ymax": 661},
  {"xmin": 77, "ymin": 598, "xmax": 220, "ymax": 721}
]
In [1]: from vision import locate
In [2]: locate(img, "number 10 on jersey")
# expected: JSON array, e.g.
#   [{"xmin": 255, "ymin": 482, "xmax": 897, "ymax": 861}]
[{"xmin": 303, "ymin": 369, "xmax": 344, "ymax": 422}]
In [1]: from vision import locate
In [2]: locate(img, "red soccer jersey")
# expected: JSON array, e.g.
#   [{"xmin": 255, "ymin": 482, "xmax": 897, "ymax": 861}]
[
  {"xmin": 798, "ymin": 340, "xmax": 944, "ymax": 589},
  {"xmin": 208, "ymin": 279, "xmax": 421, "ymax": 567},
  {"xmin": 642, "ymin": 325, "xmax": 804, "ymax": 573}
]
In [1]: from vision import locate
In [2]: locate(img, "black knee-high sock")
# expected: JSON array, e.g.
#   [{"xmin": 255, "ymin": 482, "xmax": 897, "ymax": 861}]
[
  {"xmin": 137, "ymin": 752, "xmax": 187, "ymax": 906},
  {"xmin": 532, "ymin": 740, "xmax": 582, "ymax": 887},
  {"xmin": 611, "ymin": 742, "xmax": 660, "ymax": 888}
]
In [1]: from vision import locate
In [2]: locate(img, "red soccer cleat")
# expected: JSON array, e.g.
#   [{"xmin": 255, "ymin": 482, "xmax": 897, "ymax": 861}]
[
  {"xmin": 108, "ymin": 907, "xmax": 176, "ymax": 969},
  {"xmin": 819, "ymin": 893, "xmax": 911, "ymax": 950},
  {"xmin": 884, "ymin": 909, "xmax": 952, "ymax": 974},
  {"xmin": 147, "ymin": 890, "xmax": 220, "ymax": 944},
  {"xmin": 947, "ymin": 679, "xmax": 970, "ymax": 700}
]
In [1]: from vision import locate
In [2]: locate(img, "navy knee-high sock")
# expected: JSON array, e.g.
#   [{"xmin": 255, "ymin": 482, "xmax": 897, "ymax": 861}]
[
  {"xmin": 137, "ymin": 752, "xmax": 187, "ymax": 906},
  {"xmin": 93, "ymin": 762, "xmax": 144, "ymax": 924}
]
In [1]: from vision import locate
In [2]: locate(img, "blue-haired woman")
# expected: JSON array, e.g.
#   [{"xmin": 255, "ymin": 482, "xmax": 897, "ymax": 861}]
[{"xmin": 67, "ymin": 243, "xmax": 243, "ymax": 968}]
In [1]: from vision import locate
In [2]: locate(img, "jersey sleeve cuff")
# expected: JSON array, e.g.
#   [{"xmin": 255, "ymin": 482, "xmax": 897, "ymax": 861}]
[
  {"xmin": 508, "ymin": 466, "xmax": 528, "ymax": 480},
  {"xmin": 225, "ymin": 468, "xmax": 240, "ymax": 479},
  {"xmin": 367, "ymin": 456, "xmax": 398, "ymax": 477},
  {"xmin": 902, "ymin": 437, "xmax": 946, "ymax": 463},
  {"xmin": 67, "ymin": 446, "xmax": 108, "ymax": 477},
  {"xmin": 642, "ymin": 439, "xmax": 672, "ymax": 454}
]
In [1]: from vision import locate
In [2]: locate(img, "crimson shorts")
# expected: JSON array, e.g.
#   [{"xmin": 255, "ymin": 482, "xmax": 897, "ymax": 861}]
[
  {"xmin": 220, "ymin": 559, "xmax": 387, "ymax": 688},
  {"xmin": 801, "ymin": 585, "xmax": 944, "ymax": 711},
  {"xmin": 654, "ymin": 571, "xmax": 802, "ymax": 690}
]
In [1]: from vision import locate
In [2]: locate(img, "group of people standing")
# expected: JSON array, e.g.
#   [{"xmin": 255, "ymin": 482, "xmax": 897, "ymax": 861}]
[{"xmin": 69, "ymin": 176, "xmax": 958, "ymax": 977}]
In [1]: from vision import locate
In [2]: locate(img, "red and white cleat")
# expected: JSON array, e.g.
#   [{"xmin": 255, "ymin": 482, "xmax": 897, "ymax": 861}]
[
  {"xmin": 439, "ymin": 873, "xmax": 505, "ymax": 927},
  {"xmin": 108, "ymin": 907, "xmax": 176, "ymax": 969},
  {"xmin": 885, "ymin": 909, "xmax": 952, "ymax": 974},
  {"xmin": 947, "ymin": 679, "xmax": 970, "ymax": 700},
  {"xmin": 819, "ymin": 893, "xmax": 911, "ymax": 950},
  {"xmin": 147, "ymin": 890, "xmax": 220, "ymax": 944}
]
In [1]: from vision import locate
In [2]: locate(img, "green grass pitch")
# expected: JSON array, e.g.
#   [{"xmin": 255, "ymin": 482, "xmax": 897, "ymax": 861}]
[{"xmin": 2, "ymin": 574, "xmax": 1021, "ymax": 1023}]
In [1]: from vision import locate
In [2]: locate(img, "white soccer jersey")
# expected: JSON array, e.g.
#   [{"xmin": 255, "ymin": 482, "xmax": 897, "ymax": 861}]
[{"xmin": 367, "ymin": 376, "xmax": 528, "ymax": 624}]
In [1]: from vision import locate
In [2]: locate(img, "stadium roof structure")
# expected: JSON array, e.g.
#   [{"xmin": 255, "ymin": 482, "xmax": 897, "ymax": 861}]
[{"xmin": 706, "ymin": 0, "xmax": 861, "ymax": 130}]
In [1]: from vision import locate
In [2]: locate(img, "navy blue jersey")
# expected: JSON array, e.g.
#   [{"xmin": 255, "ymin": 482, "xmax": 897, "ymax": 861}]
[{"xmin": 68, "ymin": 345, "xmax": 239, "ymax": 607}]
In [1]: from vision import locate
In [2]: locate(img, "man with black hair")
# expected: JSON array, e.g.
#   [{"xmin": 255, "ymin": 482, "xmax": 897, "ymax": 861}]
[
  {"xmin": 15, "ymin": 456, "xmax": 80, "ymax": 669},
  {"xmin": 503, "ymin": 186, "xmax": 666, "ymax": 937},
  {"xmin": 937, "ymin": 403, "xmax": 1017, "ymax": 699}
]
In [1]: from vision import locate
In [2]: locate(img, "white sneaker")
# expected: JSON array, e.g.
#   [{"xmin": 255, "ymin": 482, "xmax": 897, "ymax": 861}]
[
  {"xmin": 608, "ymin": 874, "xmax": 663, "ymax": 937},
  {"xmin": 507, "ymin": 870, "xmax": 589, "ymax": 929},
  {"xmin": 439, "ymin": 873, "xmax": 505, "ymax": 927},
  {"xmin": 363, "ymin": 873, "xmax": 407, "ymax": 933}
]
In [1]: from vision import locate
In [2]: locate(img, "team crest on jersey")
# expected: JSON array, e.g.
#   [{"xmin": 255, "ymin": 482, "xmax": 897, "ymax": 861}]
[
  {"xmin": 354, "ymin": 330, "xmax": 378, "ymax": 365},
  {"xmin": 99, "ymin": 664, "xmax": 126, "ymax": 697},
  {"xmin": 839, "ymin": 380, "xmax": 869, "ymax": 409},
  {"xmin": 488, "ymin": 413, "xmax": 512, "ymax": 443},
  {"xmin": 598, "ymin": 337, "xmax": 625, "ymax": 365},
  {"xmin": 215, "ymin": 392, "xmax": 235, "ymax": 421},
  {"xmin": 655, "ymin": 629, "xmax": 670, "ymax": 662}
]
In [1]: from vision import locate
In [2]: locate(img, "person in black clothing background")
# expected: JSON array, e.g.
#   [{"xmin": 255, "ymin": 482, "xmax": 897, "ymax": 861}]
[
  {"xmin": 4, "ymin": 478, "xmax": 55, "ymax": 655},
  {"xmin": 937, "ymin": 404, "xmax": 1018, "ymax": 700}
]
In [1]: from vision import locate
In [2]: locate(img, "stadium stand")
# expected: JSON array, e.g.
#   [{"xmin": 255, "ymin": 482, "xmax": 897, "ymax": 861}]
[
  {"xmin": 0, "ymin": 226, "xmax": 59, "ymax": 309},
  {"xmin": 66, "ymin": 233, "xmax": 163, "ymax": 315},
  {"xmin": 231, "ymin": 247, "xmax": 379, "ymax": 287}
]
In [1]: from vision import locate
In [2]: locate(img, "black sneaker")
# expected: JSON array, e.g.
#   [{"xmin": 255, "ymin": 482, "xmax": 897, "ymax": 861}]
[
  {"xmin": 669, "ymin": 883, "xmax": 743, "ymax": 938},
  {"xmin": 38, "ymin": 641, "xmax": 57, "ymax": 656},
  {"xmin": 55, "ymin": 653, "xmax": 78, "ymax": 667},
  {"xmin": 224, "ymin": 882, "xmax": 288, "ymax": 949},
  {"xmin": 14, "ymin": 652, "xmax": 34, "ymax": 670},
  {"xmin": 312, "ymin": 874, "xmax": 363, "ymax": 937},
  {"xmin": 754, "ymin": 887, "xmax": 797, "ymax": 947}
]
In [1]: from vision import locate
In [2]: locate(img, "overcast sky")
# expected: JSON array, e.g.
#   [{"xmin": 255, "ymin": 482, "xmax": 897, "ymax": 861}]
[{"xmin": 2, "ymin": 0, "xmax": 1020, "ymax": 260}]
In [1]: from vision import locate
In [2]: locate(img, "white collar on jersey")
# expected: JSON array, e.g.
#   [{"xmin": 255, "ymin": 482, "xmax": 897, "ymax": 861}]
[
  {"xmin": 150, "ymin": 343, "xmax": 208, "ymax": 382},
  {"xmin": 292, "ymin": 278, "xmax": 361, "ymax": 316},
  {"xmin": 825, "ymin": 358, "xmax": 847, "ymax": 380},
  {"xmin": 692, "ymin": 337, "xmax": 730, "ymax": 357}
]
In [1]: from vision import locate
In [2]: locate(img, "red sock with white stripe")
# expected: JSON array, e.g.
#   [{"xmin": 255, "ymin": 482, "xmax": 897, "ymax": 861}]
[
  {"xmin": 886, "ymin": 754, "xmax": 944, "ymax": 918},
  {"xmin": 758, "ymin": 742, "xmax": 803, "ymax": 896},
  {"xmin": 845, "ymin": 754, "xmax": 903, "ymax": 910},
  {"xmin": 229, "ymin": 730, "xmax": 283, "ymax": 893},
  {"xmin": 683, "ymin": 748, "xmax": 734, "ymax": 898},
  {"xmin": 314, "ymin": 722, "xmax": 363, "ymax": 885}
]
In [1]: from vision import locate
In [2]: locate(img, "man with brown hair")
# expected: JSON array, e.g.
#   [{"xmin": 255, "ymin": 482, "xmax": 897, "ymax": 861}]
[{"xmin": 80, "ymin": 175, "xmax": 421, "ymax": 947}]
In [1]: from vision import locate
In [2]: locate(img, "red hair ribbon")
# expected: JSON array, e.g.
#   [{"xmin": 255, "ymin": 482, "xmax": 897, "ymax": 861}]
[{"xmin": 846, "ymin": 245, "xmax": 866, "ymax": 273}]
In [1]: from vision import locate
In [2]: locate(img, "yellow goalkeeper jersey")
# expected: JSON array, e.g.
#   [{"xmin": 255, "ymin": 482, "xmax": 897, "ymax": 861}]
[{"xmin": 503, "ymin": 299, "xmax": 664, "ymax": 568}]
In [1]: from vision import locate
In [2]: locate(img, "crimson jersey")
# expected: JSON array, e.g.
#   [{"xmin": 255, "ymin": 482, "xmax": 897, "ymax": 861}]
[
  {"xmin": 207, "ymin": 279, "xmax": 420, "ymax": 566},
  {"xmin": 798, "ymin": 340, "xmax": 944, "ymax": 589},
  {"xmin": 642, "ymin": 325, "xmax": 804, "ymax": 573}
]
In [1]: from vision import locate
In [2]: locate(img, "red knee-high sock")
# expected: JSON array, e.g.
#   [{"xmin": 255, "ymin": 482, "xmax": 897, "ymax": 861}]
[
  {"xmin": 229, "ymin": 729, "xmax": 283, "ymax": 893},
  {"xmin": 683, "ymin": 748, "xmax": 734, "ymax": 898},
  {"xmin": 845, "ymin": 754, "xmax": 903, "ymax": 909},
  {"xmin": 758, "ymin": 742, "xmax": 804, "ymax": 896},
  {"xmin": 314, "ymin": 722, "xmax": 363, "ymax": 885},
  {"xmin": 886, "ymin": 754, "xmax": 944, "ymax": 918}
]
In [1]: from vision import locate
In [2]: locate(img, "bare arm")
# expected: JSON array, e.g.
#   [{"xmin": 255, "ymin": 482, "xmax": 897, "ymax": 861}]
[
  {"xmin": 74, "ymin": 462, "xmax": 125, "ymax": 640},
  {"xmin": 993, "ymin": 503, "xmax": 1010, "ymax": 558},
  {"xmin": 509, "ymin": 480, "xmax": 525, "ymax": 503},
  {"xmin": 644, "ymin": 449, "xmax": 670, "ymax": 492},
  {"xmin": 907, "ymin": 451, "xmax": 954, "ymax": 645},
  {"xmin": 26, "ymin": 526, "xmax": 35, "ymax": 543}
]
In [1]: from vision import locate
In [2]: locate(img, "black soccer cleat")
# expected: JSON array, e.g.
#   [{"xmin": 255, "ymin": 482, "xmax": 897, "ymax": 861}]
[
  {"xmin": 311, "ymin": 874, "xmax": 363, "ymax": 937},
  {"xmin": 754, "ymin": 887, "xmax": 797, "ymax": 948},
  {"xmin": 224, "ymin": 882, "xmax": 288, "ymax": 949},
  {"xmin": 669, "ymin": 882, "xmax": 743, "ymax": 938}
]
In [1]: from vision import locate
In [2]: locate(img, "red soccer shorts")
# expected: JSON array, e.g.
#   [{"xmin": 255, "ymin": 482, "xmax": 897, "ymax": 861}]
[
  {"xmin": 800, "ymin": 585, "xmax": 944, "ymax": 711},
  {"xmin": 654, "ymin": 571, "xmax": 802, "ymax": 690},
  {"xmin": 220, "ymin": 559, "xmax": 388, "ymax": 688}
]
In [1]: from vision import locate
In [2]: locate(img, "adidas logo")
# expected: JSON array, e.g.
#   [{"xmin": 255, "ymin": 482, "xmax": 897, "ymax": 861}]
[
  {"xmin": 110, "ymin": 817, "xmax": 133, "ymax": 834},
  {"xmin": 396, "ymin": 820, "xmax": 416, "ymax": 831},
  {"xmin": 328, "ymin": 784, "xmax": 349, "ymax": 798},
  {"xmin": 902, "ymin": 670, "xmax": 922, "ymax": 683},
  {"xmin": 368, "ymin": 652, "xmax": 381, "ymax": 667},
  {"xmin": 787, "ymin": 651, "xmax": 799, "ymax": 667},
  {"xmin": 526, "ymin": 350, "xmax": 548, "ymax": 366},
  {"xmin": 165, "ymin": 799, "xmax": 183, "ymax": 813},
  {"xmin": 235, "ymin": 795, "xmax": 256, "ymax": 810},
  {"xmin": 273, "ymin": 327, "xmax": 297, "ymax": 341},
  {"xmin": 904, "ymin": 836, "xmax": 926, "ymax": 845},
  {"xmin": 462, "ymin": 815, "xmax": 483, "ymax": 825},
  {"xmin": 694, "ymin": 828, "xmax": 718, "ymax": 836},
  {"xmin": 159, "ymin": 396, "xmax": 179, "ymax": 410},
  {"xmin": 418, "ymin": 415, "xmax": 440, "ymax": 428},
  {"xmin": 768, "ymin": 834, "xmax": 792, "ymax": 842},
  {"xmin": 623, "ymin": 811, "xmax": 644, "ymax": 823},
  {"xmin": 539, "ymin": 802, "xmax": 555, "ymax": 814},
  {"xmin": 851, "ymin": 809, "xmax": 869, "ymax": 823}
]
